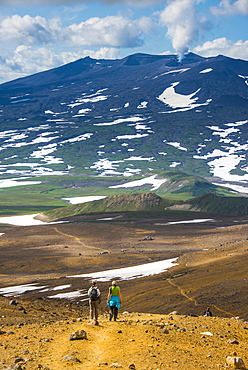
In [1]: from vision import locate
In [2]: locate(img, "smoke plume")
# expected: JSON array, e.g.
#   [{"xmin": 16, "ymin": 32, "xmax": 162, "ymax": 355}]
[{"xmin": 159, "ymin": 0, "xmax": 209, "ymax": 60}]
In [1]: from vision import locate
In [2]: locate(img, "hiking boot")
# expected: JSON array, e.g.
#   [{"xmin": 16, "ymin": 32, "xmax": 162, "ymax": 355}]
[{"xmin": 109, "ymin": 313, "xmax": 113, "ymax": 321}]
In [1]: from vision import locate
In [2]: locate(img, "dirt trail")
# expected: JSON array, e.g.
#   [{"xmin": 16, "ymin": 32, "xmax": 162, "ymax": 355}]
[
  {"xmin": 2, "ymin": 312, "xmax": 248, "ymax": 370},
  {"xmin": 52, "ymin": 226, "xmax": 104, "ymax": 252},
  {"xmin": 39, "ymin": 319, "xmax": 139, "ymax": 369},
  {"xmin": 167, "ymin": 277, "xmax": 236, "ymax": 318}
]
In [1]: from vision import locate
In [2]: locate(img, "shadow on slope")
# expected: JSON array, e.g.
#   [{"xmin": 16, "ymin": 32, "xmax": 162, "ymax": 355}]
[
  {"xmin": 38, "ymin": 191, "xmax": 248, "ymax": 223},
  {"xmin": 188, "ymin": 193, "xmax": 248, "ymax": 216}
]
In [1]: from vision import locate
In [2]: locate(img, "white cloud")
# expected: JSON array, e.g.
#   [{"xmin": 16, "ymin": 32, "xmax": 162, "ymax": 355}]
[
  {"xmin": 211, "ymin": 0, "xmax": 248, "ymax": 16},
  {"xmin": 0, "ymin": 1, "xmax": 246, "ymax": 84},
  {"xmin": 0, "ymin": 12, "xmax": 152, "ymax": 83},
  {"xmin": 0, "ymin": 46, "xmax": 60, "ymax": 83},
  {"xmin": 193, "ymin": 37, "xmax": 248, "ymax": 60},
  {"xmin": 68, "ymin": 15, "xmax": 153, "ymax": 47},
  {"xmin": 159, "ymin": 0, "xmax": 209, "ymax": 59},
  {"xmin": 0, "ymin": 15, "xmax": 62, "ymax": 45},
  {"xmin": 0, "ymin": 0, "xmax": 161, "ymax": 4},
  {"xmin": 0, "ymin": 45, "xmax": 120, "ymax": 83},
  {"xmin": 0, "ymin": 13, "xmax": 152, "ymax": 48}
]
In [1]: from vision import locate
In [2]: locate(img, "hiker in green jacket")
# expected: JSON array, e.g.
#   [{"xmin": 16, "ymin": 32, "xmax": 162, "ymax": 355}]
[{"xmin": 107, "ymin": 280, "xmax": 122, "ymax": 321}]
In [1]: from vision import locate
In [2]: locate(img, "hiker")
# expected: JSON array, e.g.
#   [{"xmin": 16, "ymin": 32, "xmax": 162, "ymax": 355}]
[
  {"xmin": 88, "ymin": 280, "xmax": 101, "ymax": 324},
  {"xmin": 203, "ymin": 307, "xmax": 212, "ymax": 316},
  {"xmin": 107, "ymin": 280, "xmax": 122, "ymax": 321}
]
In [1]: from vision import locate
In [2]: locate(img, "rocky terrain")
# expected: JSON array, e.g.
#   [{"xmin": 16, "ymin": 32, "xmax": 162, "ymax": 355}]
[
  {"xmin": 0, "ymin": 296, "xmax": 248, "ymax": 370},
  {"xmin": 0, "ymin": 211, "xmax": 248, "ymax": 369}
]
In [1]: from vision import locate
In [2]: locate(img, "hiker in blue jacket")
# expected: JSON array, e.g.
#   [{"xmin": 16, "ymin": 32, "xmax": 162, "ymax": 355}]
[{"xmin": 107, "ymin": 280, "xmax": 122, "ymax": 321}]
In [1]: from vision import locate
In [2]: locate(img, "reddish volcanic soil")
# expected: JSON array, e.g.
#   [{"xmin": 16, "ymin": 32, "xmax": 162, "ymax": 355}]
[{"xmin": 0, "ymin": 211, "xmax": 248, "ymax": 319}]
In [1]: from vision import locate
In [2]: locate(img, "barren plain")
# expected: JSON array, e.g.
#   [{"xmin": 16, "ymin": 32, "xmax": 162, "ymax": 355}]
[{"xmin": 0, "ymin": 211, "xmax": 248, "ymax": 369}]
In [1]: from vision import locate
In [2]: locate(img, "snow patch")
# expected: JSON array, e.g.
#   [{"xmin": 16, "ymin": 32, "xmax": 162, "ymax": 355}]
[
  {"xmin": 63, "ymin": 196, "xmax": 107, "ymax": 205},
  {"xmin": 68, "ymin": 257, "xmax": 178, "ymax": 281},
  {"xmin": 0, "ymin": 177, "xmax": 41, "ymax": 188},
  {"xmin": 110, "ymin": 175, "xmax": 166, "ymax": 191},
  {"xmin": 165, "ymin": 141, "xmax": 187, "ymax": 151},
  {"xmin": 94, "ymin": 116, "xmax": 145, "ymax": 126},
  {"xmin": 194, "ymin": 121, "xmax": 248, "ymax": 182},
  {"xmin": 116, "ymin": 133, "xmax": 149, "ymax": 140},
  {"xmin": 157, "ymin": 82, "xmax": 211, "ymax": 111},
  {"xmin": 200, "ymin": 68, "xmax": 213, "ymax": 74},
  {"xmin": 137, "ymin": 101, "xmax": 148, "ymax": 109},
  {"xmin": 156, "ymin": 219, "xmax": 214, "ymax": 225},
  {"xmin": 0, "ymin": 214, "xmax": 67, "ymax": 226}
]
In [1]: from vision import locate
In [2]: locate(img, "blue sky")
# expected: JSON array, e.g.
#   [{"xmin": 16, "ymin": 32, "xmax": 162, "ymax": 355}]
[{"xmin": 0, "ymin": 0, "xmax": 247, "ymax": 84}]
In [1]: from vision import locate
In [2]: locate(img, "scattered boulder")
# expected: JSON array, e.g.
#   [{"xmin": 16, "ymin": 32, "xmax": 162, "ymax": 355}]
[
  {"xmin": 9, "ymin": 300, "xmax": 17, "ymax": 306},
  {"xmin": 110, "ymin": 363, "xmax": 123, "ymax": 368},
  {"xmin": 200, "ymin": 332, "xmax": 213, "ymax": 336},
  {"xmin": 61, "ymin": 355, "xmax": 81, "ymax": 363},
  {"xmin": 159, "ymin": 328, "xmax": 169, "ymax": 334},
  {"xmin": 226, "ymin": 354, "xmax": 246, "ymax": 369},
  {"xmin": 178, "ymin": 328, "xmax": 186, "ymax": 332},
  {"xmin": 69, "ymin": 329, "xmax": 87, "ymax": 341},
  {"xmin": 227, "ymin": 339, "xmax": 239, "ymax": 345},
  {"xmin": 140, "ymin": 235, "xmax": 154, "ymax": 241},
  {"xmin": 18, "ymin": 306, "xmax": 27, "ymax": 314},
  {"xmin": 169, "ymin": 311, "xmax": 179, "ymax": 315},
  {"xmin": 13, "ymin": 359, "xmax": 24, "ymax": 364}
]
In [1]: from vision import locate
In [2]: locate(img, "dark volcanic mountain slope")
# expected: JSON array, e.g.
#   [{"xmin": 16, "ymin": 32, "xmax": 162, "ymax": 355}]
[
  {"xmin": 40, "ymin": 191, "xmax": 248, "ymax": 221},
  {"xmin": 41, "ymin": 192, "xmax": 173, "ymax": 220},
  {"xmin": 0, "ymin": 52, "xmax": 247, "ymax": 181},
  {"xmin": 188, "ymin": 192, "xmax": 248, "ymax": 216}
]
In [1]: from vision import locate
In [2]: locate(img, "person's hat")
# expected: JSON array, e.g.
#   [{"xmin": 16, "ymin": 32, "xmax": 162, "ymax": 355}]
[{"xmin": 112, "ymin": 280, "xmax": 117, "ymax": 285}]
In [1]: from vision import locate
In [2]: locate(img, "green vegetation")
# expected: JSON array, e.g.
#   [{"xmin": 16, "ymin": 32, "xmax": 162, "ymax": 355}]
[
  {"xmin": 0, "ymin": 183, "xmax": 66, "ymax": 215},
  {"xmin": 189, "ymin": 193, "xmax": 248, "ymax": 216},
  {"xmin": 155, "ymin": 171, "xmax": 234, "ymax": 199},
  {"xmin": 0, "ymin": 170, "xmax": 244, "ymax": 217},
  {"xmin": 41, "ymin": 191, "xmax": 248, "ymax": 221},
  {"xmin": 42, "ymin": 192, "xmax": 181, "ymax": 220}
]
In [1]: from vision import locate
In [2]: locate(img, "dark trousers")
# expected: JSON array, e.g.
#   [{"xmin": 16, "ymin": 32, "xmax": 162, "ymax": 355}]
[{"xmin": 109, "ymin": 306, "xmax": 118, "ymax": 321}]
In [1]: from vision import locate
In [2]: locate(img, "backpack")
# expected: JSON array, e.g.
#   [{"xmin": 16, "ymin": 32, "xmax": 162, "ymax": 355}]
[{"xmin": 89, "ymin": 287, "xmax": 99, "ymax": 301}]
